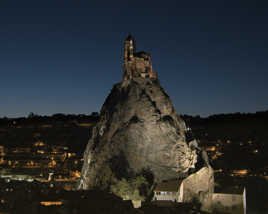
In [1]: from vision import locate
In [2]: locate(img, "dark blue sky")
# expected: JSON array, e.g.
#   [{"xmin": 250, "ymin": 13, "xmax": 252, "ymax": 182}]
[{"xmin": 1, "ymin": 0, "xmax": 268, "ymax": 117}]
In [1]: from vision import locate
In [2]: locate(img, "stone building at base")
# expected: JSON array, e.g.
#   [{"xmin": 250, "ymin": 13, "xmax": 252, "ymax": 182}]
[
  {"xmin": 153, "ymin": 179, "xmax": 184, "ymax": 202},
  {"xmin": 151, "ymin": 167, "xmax": 214, "ymax": 212},
  {"xmin": 211, "ymin": 188, "xmax": 246, "ymax": 214},
  {"xmin": 148, "ymin": 166, "xmax": 246, "ymax": 214}
]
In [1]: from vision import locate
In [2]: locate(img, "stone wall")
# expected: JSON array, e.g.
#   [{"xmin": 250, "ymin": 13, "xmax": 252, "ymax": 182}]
[
  {"xmin": 212, "ymin": 193, "xmax": 244, "ymax": 214},
  {"xmin": 124, "ymin": 57, "xmax": 153, "ymax": 80},
  {"xmin": 181, "ymin": 166, "xmax": 214, "ymax": 212},
  {"xmin": 134, "ymin": 58, "xmax": 151, "ymax": 74}
]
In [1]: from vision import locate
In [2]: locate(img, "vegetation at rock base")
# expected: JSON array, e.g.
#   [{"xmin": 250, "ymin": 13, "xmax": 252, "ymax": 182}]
[{"xmin": 111, "ymin": 175, "xmax": 150, "ymax": 201}]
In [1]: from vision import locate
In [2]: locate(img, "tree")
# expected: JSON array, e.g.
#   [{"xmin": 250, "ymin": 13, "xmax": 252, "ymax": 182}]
[
  {"xmin": 110, "ymin": 175, "xmax": 149, "ymax": 201},
  {"xmin": 28, "ymin": 112, "xmax": 36, "ymax": 118}
]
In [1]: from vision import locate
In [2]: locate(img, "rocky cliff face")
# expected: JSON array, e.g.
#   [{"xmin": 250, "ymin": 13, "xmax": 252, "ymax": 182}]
[{"xmin": 78, "ymin": 77, "xmax": 210, "ymax": 192}]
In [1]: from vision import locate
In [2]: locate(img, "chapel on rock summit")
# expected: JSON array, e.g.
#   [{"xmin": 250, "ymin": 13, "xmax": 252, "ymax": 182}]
[{"xmin": 123, "ymin": 35, "xmax": 157, "ymax": 82}]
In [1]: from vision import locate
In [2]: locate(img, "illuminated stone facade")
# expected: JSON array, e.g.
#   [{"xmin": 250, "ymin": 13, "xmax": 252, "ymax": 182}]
[{"xmin": 123, "ymin": 35, "xmax": 157, "ymax": 82}]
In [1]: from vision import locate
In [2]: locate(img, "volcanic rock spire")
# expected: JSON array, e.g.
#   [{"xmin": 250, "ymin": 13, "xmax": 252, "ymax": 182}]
[{"xmin": 78, "ymin": 36, "xmax": 213, "ymax": 208}]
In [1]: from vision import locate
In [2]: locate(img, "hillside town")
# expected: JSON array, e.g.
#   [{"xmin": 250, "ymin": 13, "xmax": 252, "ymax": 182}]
[{"xmin": 0, "ymin": 111, "xmax": 267, "ymax": 213}]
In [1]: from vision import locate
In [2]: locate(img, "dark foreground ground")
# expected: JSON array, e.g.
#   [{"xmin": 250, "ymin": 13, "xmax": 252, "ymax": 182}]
[
  {"xmin": 0, "ymin": 177, "xmax": 267, "ymax": 214},
  {"xmin": 0, "ymin": 186, "xmax": 210, "ymax": 214}
]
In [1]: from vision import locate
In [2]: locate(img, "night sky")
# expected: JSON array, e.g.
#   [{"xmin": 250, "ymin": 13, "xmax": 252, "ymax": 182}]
[{"xmin": 1, "ymin": 0, "xmax": 268, "ymax": 117}]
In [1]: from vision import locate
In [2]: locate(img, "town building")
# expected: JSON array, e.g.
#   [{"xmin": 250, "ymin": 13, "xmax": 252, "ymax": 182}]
[
  {"xmin": 212, "ymin": 187, "xmax": 246, "ymax": 214},
  {"xmin": 144, "ymin": 166, "xmax": 246, "ymax": 214},
  {"xmin": 153, "ymin": 180, "xmax": 184, "ymax": 202},
  {"xmin": 151, "ymin": 179, "xmax": 246, "ymax": 214}
]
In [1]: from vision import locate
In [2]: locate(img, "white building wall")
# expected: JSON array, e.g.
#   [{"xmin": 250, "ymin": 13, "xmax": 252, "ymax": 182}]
[
  {"xmin": 243, "ymin": 188, "xmax": 246, "ymax": 214},
  {"xmin": 212, "ymin": 193, "xmax": 244, "ymax": 214},
  {"xmin": 177, "ymin": 182, "xmax": 183, "ymax": 202},
  {"xmin": 153, "ymin": 192, "xmax": 177, "ymax": 201}
]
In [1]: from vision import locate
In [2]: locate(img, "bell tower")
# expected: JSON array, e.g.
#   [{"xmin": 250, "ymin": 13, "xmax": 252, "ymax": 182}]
[
  {"xmin": 123, "ymin": 34, "xmax": 136, "ymax": 81},
  {"xmin": 124, "ymin": 34, "xmax": 136, "ymax": 64}
]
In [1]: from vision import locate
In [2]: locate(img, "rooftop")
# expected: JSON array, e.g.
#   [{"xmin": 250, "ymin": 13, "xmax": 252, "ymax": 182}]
[{"xmin": 154, "ymin": 179, "xmax": 183, "ymax": 192}]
